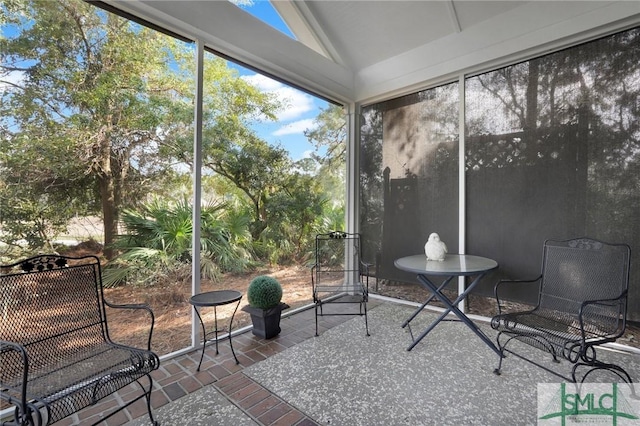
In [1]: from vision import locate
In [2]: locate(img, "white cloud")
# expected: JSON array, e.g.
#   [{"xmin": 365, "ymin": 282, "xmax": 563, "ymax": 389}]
[
  {"xmin": 242, "ymin": 74, "xmax": 280, "ymax": 91},
  {"xmin": 0, "ymin": 70, "xmax": 25, "ymax": 90},
  {"xmin": 300, "ymin": 149, "xmax": 315, "ymax": 159},
  {"xmin": 273, "ymin": 118, "xmax": 316, "ymax": 136},
  {"xmin": 242, "ymin": 74, "xmax": 314, "ymax": 121}
]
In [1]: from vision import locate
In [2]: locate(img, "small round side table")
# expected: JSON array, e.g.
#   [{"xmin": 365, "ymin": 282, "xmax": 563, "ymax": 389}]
[{"xmin": 189, "ymin": 290, "xmax": 242, "ymax": 371}]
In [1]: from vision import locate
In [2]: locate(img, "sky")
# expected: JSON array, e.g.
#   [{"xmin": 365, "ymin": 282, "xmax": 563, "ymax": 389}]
[{"xmin": 232, "ymin": 1, "xmax": 330, "ymax": 161}]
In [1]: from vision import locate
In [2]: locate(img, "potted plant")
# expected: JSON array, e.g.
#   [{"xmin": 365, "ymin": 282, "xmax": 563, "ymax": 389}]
[{"xmin": 242, "ymin": 275, "xmax": 290, "ymax": 339}]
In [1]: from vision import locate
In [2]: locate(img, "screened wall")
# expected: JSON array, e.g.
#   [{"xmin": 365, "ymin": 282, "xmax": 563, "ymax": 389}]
[
  {"xmin": 1, "ymin": 0, "xmax": 340, "ymax": 358},
  {"xmin": 360, "ymin": 83, "xmax": 459, "ymax": 285},
  {"xmin": 360, "ymin": 26, "xmax": 640, "ymax": 320}
]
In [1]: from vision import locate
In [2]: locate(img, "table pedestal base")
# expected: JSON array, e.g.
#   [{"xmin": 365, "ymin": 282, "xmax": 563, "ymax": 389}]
[{"xmin": 403, "ymin": 273, "xmax": 502, "ymax": 357}]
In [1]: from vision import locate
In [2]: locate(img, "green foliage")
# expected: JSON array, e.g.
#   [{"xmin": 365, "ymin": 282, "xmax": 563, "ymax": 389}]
[
  {"xmin": 200, "ymin": 131, "xmax": 292, "ymax": 240},
  {"xmin": 256, "ymin": 171, "xmax": 336, "ymax": 264},
  {"xmin": 304, "ymin": 105, "xmax": 347, "ymax": 168},
  {"xmin": 0, "ymin": 192, "xmax": 68, "ymax": 251},
  {"xmin": 1, "ymin": 0, "xmax": 348, "ymax": 269},
  {"xmin": 102, "ymin": 197, "xmax": 253, "ymax": 287},
  {"xmin": 0, "ymin": 0, "xmax": 197, "ymax": 258},
  {"xmin": 192, "ymin": 103, "xmax": 347, "ymax": 265},
  {"xmin": 247, "ymin": 275, "xmax": 282, "ymax": 309},
  {"xmin": 0, "ymin": 128, "xmax": 95, "ymax": 250}
]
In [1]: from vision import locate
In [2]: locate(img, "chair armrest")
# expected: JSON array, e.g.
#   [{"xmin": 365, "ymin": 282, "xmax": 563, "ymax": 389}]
[
  {"xmin": 311, "ymin": 264, "xmax": 317, "ymax": 287},
  {"xmin": 103, "ymin": 301, "xmax": 155, "ymax": 351},
  {"xmin": 360, "ymin": 261, "xmax": 372, "ymax": 272},
  {"xmin": 360, "ymin": 261, "xmax": 372, "ymax": 291},
  {"xmin": 1, "ymin": 340, "xmax": 29, "ymax": 413},
  {"xmin": 360, "ymin": 260, "xmax": 371, "ymax": 275},
  {"xmin": 577, "ymin": 291, "xmax": 628, "ymax": 338},
  {"xmin": 493, "ymin": 276, "xmax": 542, "ymax": 315}
]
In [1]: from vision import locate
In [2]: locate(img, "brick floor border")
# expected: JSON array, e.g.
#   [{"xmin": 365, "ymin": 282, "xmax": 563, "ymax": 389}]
[{"xmin": 51, "ymin": 300, "xmax": 378, "ymax": 425}]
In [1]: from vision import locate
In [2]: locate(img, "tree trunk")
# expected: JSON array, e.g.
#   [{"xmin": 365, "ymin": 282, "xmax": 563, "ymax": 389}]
[
  {"xmin": 525, "ymin": 60, "xmax": 539, "ymax": 130},
  {"xmin": 99, "ymin": 175, "xmax": 118, "ymax": 260},
  {"xmin": 96, "ymin": 125, "xmax": 118, "ymax": 260}
]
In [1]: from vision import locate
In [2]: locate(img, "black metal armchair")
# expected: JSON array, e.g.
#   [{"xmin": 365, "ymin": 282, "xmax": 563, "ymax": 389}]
[{"xmin": 491, "ymin": 237, "xmax": 634, "ymax": 390}]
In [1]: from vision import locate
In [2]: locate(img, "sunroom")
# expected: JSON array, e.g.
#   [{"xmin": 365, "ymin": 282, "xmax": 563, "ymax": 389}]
[
  {"xmin": 110, "ymin": 0, "xmax": 640, "ymax": 323},
  {"xmin": 2, "ymin": 1, "xmax": 640, "ymax": 425}
]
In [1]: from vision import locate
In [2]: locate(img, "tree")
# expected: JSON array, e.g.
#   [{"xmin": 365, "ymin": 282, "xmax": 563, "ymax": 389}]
[
  {"xmin": 203, "ymin": 133, "xmax": 291, "ymax": 240},
  {"xmin": 0, "ymin": 131, "xmax": 94, "ymax": 251},
  {"xmin": 1, "ymin": 0, "xmax": 344, "ymax": 265},
  {"xmin": 303, "ymin": 104, "xmax": 348, "ymax": 231},
  {"xmin": 260, "ymin": 171, "xmax": 328, "ymax": 263},
  {"xmin": 163, "ymin": 53, "xmax": 293, "ymax": 242},
  {"xmin": 1, "ymin": 0, "xmax": 192, "ymax": 257},
  {"xmin": 185, "ymin": 99, "xmax": 341, "ymax": 260},
  {"xmin": 304, "ymin": 104, "xmax": 347, "ymax": 169}
]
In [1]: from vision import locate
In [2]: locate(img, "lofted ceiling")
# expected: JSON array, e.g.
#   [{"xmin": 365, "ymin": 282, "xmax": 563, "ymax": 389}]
[
  {"xmin": 272, "ymin": 1, "xmax": 524, "ymax": 71},
  {"xmin": 111, "ymin": 0, "xmax": 640, "ymax": 104}
]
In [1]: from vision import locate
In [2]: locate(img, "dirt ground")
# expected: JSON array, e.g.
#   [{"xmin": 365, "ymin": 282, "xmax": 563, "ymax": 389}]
[
  {"xmin": 104, "ymin": 264, "xmax": 315, "ymax": 354},
  {"xmin": 100, "ymin": 266, "xmax": 640, "ymax": 356},
  {"xmin": 59, "ymin": 243, "xmax": 639, "ymax": 355}
]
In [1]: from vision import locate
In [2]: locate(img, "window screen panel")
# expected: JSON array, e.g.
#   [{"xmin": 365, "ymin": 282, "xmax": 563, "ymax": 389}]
[
  {"xmin": 360, "ymin": 83, "xmax": 459, "ymax": 287},
  {"xmin": 465, "ymin": 27, "xmax": 640, "ymax": 314}
]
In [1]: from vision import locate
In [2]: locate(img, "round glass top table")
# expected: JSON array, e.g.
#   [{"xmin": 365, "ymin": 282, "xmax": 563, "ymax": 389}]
[
  {"xmin": 394, "ymin": 254, "xmax": 501, "ymax": 355},
  {"xmin": 394, "ymin": 254, "xmax": 498, "ymax": 276},
  {"xmin": 189, "ymin": 290, "xmax": 242, "ymax": 371}
]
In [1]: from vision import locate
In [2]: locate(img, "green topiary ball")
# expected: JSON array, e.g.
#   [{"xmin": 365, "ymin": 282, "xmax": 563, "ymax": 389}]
[{"xmin": 247, "ymin": 275, "xmax": 283, "ymax": 309}]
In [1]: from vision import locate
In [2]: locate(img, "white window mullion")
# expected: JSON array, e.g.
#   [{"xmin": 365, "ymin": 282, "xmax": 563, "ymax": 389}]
[
  {"xmin": 458, "ymin": 74, "xmax": 466, "ymax": 312},
  {"xmin": 346, "ymin": 102, "xmax": 359, "ymax": 283},
  {"xmin": 191, "ymin": 40, "xmax": 204, "ymax": 348}
]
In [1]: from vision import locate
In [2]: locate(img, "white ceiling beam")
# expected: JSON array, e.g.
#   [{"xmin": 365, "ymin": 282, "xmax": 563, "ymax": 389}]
[
  {"xmin": 271, "ymin": 0, "xmax": 345, "ymax": 66},
  {"xmin": 447, "ymin": 1, "xmax": 462, "ymax": 33},
  {"xmin": 109, "ymin": 0, "xmax": 354, "ymax": 102}
]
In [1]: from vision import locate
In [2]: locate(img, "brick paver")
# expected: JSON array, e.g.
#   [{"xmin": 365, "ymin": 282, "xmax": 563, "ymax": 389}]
[{"xmin": 47, "ymin": 300, "xmax": 378, "ymax": 425}]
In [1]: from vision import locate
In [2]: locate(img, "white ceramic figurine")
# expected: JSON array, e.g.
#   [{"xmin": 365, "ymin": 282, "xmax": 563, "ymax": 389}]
[{"xmin": 424, "ymin": 232, "xmax": 447, "ymax": 261}]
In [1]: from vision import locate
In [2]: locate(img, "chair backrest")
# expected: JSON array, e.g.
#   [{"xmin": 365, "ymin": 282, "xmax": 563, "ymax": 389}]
[
  {"xmin": 314, "ymin": 231, "xmax": 362, "ymax": 285},
  {"xmin": 539, "ymin": 238, "xmax": 630, "ymax": 332},
  {"xmin": 0, "ymin": 255, "xmax": 107, "ymax": 379}
]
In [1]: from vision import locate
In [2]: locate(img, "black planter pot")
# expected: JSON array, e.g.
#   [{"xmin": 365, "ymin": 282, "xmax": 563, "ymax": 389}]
[{"xmin": 242, "ymin": 302, "xmax": 290, "ymax": 339}]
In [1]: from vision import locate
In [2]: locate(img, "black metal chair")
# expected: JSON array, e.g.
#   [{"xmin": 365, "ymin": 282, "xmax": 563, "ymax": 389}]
[
  {"xmin": 311, "ymin": 231, "xmax": 370, "ymax": 336},
  {"xmin": 491, "ymin": 237, "xmax": 634, "ymax": 390},
  {"xmin": 0, "ymin": 255, "xmax": 160, "ymax": 426}
]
